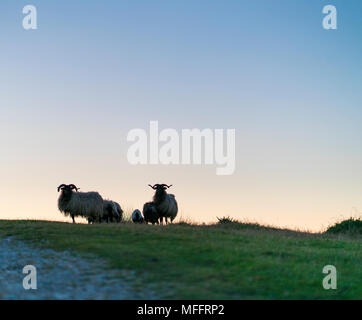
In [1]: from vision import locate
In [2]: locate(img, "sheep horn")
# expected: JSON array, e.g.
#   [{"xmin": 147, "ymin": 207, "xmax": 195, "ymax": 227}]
[
  {"xmin": 57, "ymin": 184, "xmax": 67, "ymax": 192},
  {"xmin": 69, "ymin": 184, "xmax": 79, "ymax": 191},
  {"xmin": 148, "ymin": 184, "xmax": 157, "ymax": 189},
  {"xmin": 161, "ymin": 184, "xmax": 172, "ymax": 188}
]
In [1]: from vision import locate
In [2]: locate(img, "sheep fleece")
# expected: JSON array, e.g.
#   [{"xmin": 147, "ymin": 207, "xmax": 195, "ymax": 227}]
[
  {"xmin": 157, "ymin": 194, "xmax": 178, "ymax": 220},
  {"xmin": 59, "ymin": 192, "xmax": 103, "ymax": 219}
]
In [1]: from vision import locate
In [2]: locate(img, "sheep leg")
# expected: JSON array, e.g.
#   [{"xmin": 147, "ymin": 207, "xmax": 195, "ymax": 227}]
[
  {"xmin": 71, "ymin": 214, "xmax": 75, "ymax": 224},
  {"xmin": 160, "ymin": 216, "xmax": 163, "ymax": 225}
]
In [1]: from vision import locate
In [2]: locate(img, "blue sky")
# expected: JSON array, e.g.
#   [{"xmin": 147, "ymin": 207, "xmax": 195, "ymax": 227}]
[{"xmin": 0, "ymin": 1, "xmax": 361, "ymax": 230}]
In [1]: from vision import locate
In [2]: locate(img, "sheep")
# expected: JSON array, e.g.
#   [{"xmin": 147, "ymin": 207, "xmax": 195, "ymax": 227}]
[
  {"xmin": 102, "ymin": 200, "xmax": 123, "ymax": 223},
  {"xmin": 148, "ymin": 184, "xmax": 178, "ymax": 224},
  {"xmin": 113, "ymin": 201, "xmax": 123, "ymax": 222},
  {"xmin": 142, "ymin": 202, "xmax": 160, "ymax": 225},
  {"xmin": 57, "ymin": 184, "xmax": 103, "ymax": 224},
  {"xmin": 131, "ymin": 209, "xmax": 144, "ymax": 223}
]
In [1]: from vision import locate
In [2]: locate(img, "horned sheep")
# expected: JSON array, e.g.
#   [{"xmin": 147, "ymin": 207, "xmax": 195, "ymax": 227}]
[
  {"xmin": 148, "ymin": 184, "xmax": 178, "ymax": 224},
  {"xmin": 57, "ymin": 184, "xmax": 103, "ymax": 224}
]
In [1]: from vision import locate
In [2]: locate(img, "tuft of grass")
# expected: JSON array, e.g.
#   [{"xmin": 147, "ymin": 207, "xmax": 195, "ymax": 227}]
[
  {"xmin": 326, "ymin": 217, "xmax": 362, "ymax": 236},
  {"xmin": 217, "ymin": 216, "xmax": 236, "ymax": 224},
  {"xmin": 176, "ymin": 219, "xmax": 193, "ymax": 226},
  {"xmin": 214, "ymin": 217, "xmax": 301, "ymax": 234},
  {"xmin": 121, "ymin": 207, "xmax": 136, "ymax": 223}
]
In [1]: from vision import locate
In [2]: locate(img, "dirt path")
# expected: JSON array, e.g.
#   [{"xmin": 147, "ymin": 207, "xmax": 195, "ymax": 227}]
[{"xmin": 0, "ymin": 237, "xmax": 158, "ymax": 299}]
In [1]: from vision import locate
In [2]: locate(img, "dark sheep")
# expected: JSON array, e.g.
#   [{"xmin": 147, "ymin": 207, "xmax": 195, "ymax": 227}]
[
  {"xmin": 102, "ymin": 200, "xmax": 123, "ymax": 223},
  {"xmin": 148, "ymin": 184, "xmax": 178, "ymax": 224},
  {"xmin": 142, "ymin": 202, "xmax": 160, "ymax": 225}
]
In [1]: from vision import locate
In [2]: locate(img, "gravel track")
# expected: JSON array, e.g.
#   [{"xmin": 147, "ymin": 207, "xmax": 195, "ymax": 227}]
[{"xmin": 0, "ymin": 237, "xmax": 157, "ymax": 299}]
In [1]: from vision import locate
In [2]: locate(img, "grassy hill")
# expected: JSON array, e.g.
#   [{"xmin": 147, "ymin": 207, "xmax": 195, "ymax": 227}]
[{"xmin": 0, "ymin": 219, "xmax": 360, "ymax": 299}]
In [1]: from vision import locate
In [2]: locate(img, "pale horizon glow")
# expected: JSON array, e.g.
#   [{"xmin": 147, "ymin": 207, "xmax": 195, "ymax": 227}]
[{"xmin": 1, "ymin": 0, "xmax": 362, "ymax": 232}]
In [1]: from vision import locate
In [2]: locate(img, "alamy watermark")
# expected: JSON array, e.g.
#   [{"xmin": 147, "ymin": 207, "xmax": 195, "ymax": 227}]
[
  {"xmin": 22, "ymin": 5, "xmax": 37, "ymax": 30},
  {"xmin": 322, "ymin": 265, "xmax": 337, "ymax": 290},
  {"xmin": 20, "ymin": 5, "xmax": 337, "ymax": 31},
  {"xmin": 127, "ymin": 121, "xmax": 236, "ymax": 175},
  {"xmin": 322, "ymin": 5, "xmax": 337, "ymax": 30},
  {"xmin": 23, "ymin": 265, "xmax": 37, "ymax": 290}
]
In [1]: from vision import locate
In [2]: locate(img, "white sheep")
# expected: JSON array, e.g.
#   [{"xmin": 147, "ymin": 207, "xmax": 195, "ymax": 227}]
[
  {"xmin": 57, "ymin": 184, "xmax": 103, "ymax": 224},
  {"xmin": 132, "ymin": 209, "xmax": 144, "ymax": 223}
]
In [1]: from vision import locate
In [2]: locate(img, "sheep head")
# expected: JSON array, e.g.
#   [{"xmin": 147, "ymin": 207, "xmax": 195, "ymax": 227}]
[
  {"xmin": 148, "ymin": 184, "xmax": 172, "ymax": 191},
  {"xmin": 57, "ymin": 184, "xmax": 79, "ymax": 193},
  {"xmin": 149, "ymin": 184, "xmax": 172, "ymax": 205}
]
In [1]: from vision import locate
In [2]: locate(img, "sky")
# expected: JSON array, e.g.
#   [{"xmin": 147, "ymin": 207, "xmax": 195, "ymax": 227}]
[{"xmin": 0, "ymin": 0, "xmax": 361, "ymax": 231}]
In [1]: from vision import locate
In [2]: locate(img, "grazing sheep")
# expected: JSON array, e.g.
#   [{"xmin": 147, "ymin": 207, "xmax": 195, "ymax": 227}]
[
  {"xmin": 142, "ymin": 202, "xmax": 159, "ymax": 225},
  {"xmin": 148, "ymin": 184, "xmax": 178, "ymax": 224},
  {"xmin": 113, "ymin": 201, "xmax": 123, "ymax": 222},
  {"xmin": 132, "ymin": 209, "xmax": 144, "ymax": 223},
  {"xmin": 102, "ymin": 200, "xmax": 123, "ymax": 223},
  {"xmin": 57, "ymin": 184, "xmax": 103, "ymax": 224}
]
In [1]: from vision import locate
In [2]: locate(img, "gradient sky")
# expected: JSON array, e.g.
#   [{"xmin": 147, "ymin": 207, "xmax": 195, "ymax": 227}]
[{"xmin": 1, "ymin": 0, "xmax": 361, "ymax": 231}]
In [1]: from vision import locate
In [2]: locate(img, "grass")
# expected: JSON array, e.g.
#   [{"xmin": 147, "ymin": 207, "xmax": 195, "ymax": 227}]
[
  {"xmin": 0, "ymin": 219, "xmax": 360, "ymax": 299},
  {"xmin": 326, "ymin": 217, "xmax": 362, "ymax": 236}
]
